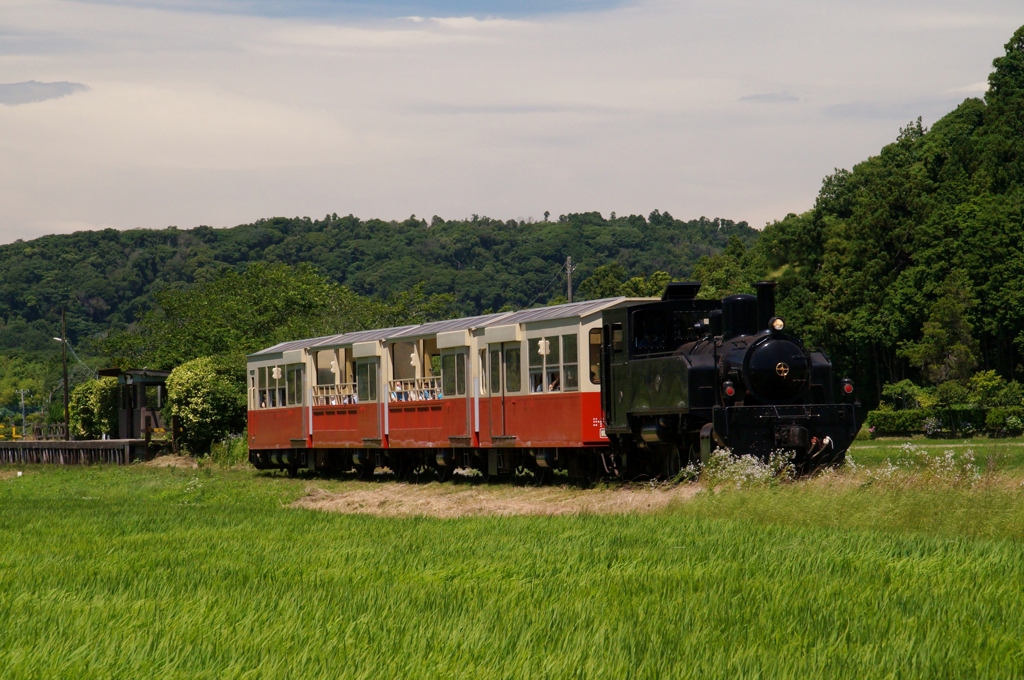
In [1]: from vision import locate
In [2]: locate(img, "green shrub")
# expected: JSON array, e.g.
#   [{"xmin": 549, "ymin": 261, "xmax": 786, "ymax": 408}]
[
  {"xmin": 165, "ymin": 356, "xmax": 246, "ymax": 455},
  {"xmin": 986, "ymin": 407, "xmax": 1024, "ymax": 436},
  {"xmin": 68, "ymin": 377, "xmax": 119, "ymax": 439},
  {"xmin": 866, "ymin": 409, "xmax": 930, "ymax": 436},
  {"xmin": 867, "ymin": 407, "xmax": 989, "ymax": 437},
  {"xmin": 205, "ymin": 432, "xmax": 250, "ymax": 467}
]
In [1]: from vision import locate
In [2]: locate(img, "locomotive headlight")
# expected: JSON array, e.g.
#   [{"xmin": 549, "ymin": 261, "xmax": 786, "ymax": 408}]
[{"xmin": 770, "ymin": 316, "xmax": 785, "ymax": 332}]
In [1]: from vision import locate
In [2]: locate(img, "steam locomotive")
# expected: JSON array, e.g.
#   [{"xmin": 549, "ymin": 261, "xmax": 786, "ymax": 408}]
[
  {"xmin": 600, "ymin": 281, "xmax": 859, "ymax": 478},
  {"xmin": 246, "ymin": 281, "xmax": 859, "ymax": 480}
]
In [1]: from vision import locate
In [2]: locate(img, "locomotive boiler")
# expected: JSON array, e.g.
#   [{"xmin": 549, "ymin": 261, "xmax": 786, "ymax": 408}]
[{"xmin": 599, "ymin": 281, "xmax": 860, "ymax": 477}]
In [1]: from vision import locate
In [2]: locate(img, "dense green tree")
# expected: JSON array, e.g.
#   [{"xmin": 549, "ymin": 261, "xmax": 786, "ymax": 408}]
[
  {"xmin": 898, "ymin": 270, "xmax": 980, "ymax": 384},
  {"xmin": 164, "ymin": 356, "xmax": 247, "ymax": 454},
  {"xmin": 68, "ymin": 377, "xmax": 118, "ymax": 439},
  {"xmin": 576, "ymin": 263, "xmax": 627, "ymax": 300}
]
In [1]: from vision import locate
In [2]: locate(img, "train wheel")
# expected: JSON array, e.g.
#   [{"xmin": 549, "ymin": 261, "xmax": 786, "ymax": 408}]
[
  {"xmin": 516, "ymin": 463, "xmax": 550, "ymax": 486},
  {"xmin": 587, "ymin": 455, "xmax": 606, "ymax": 486},
  {"xmin": 392, "ymin": 456, "xmax": 412, "ymax": 482},
  {"xmin": 435, "ymin": 465, "xmax": 453, "ymax": 483},
  {"xmin": 355, "ymin": 463, "xmax": 375, "ymax": 481}
]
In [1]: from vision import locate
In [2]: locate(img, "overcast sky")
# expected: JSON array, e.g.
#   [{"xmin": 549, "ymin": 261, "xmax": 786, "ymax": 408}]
[{"xmin": 0, "ymin": 0, "xmax": 1020, "ymax": 243}]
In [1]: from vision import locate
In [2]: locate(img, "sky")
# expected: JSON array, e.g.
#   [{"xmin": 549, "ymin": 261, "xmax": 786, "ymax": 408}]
[{"xmin": 0, "ymin": 0, "xmax": 1021, "ymax": 243}]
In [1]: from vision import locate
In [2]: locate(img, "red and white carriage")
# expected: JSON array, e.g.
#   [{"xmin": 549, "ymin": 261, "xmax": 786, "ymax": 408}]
[{"xmin": 246, "ymin": 298, "xmax": 635, "ymax": 480}]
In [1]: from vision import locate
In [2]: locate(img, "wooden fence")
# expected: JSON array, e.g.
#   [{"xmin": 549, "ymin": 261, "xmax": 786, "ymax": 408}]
[{"xmin": 0, "ymin": 440, "xmax": 150, "ymax": 466}]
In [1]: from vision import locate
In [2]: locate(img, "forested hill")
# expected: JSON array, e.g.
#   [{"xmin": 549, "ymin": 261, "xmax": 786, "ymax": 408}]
[{"xmin": 0, "ymin": 212, "xmax": 756, "ymax": 353}]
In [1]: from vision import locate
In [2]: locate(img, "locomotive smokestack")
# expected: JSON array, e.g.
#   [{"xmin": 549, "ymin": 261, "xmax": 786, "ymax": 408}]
[{"xmin": 753, "ymin": 281, "xmax": 777, "ymax": 332}]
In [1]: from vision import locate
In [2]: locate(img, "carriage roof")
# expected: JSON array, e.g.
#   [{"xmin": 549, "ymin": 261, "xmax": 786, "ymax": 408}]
[{"xmin": 247, "ymin": 296, "xmax": 636, "ymax": 359}]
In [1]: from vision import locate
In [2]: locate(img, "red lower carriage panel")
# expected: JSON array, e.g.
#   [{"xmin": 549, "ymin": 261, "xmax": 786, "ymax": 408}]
[
  {"xmin": 249, "ymin": 407, "xmax": 304, "ymax": 450},
  {"xmin": 311, "ymin": 403, "xmax": 382, "ymax": 447},
  {"xmin": 504, "ymin": 393, "xmax": 583, "ymax": 448},
  {"xmin": 311, "ymin": 405, "xmax": 359, "ymax": 447},
  {"xmin": 387, "ymin": 402, "xmax": 445, "ymax": 448},
  {"xmin": 580, "ymin": 392, "xmax": 606, "ymax": 444}
]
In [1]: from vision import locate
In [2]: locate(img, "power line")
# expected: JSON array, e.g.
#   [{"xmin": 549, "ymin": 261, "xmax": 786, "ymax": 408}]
[{"xmin": 526, "ymin": 259, "xmax": 568, "ymax": 308}]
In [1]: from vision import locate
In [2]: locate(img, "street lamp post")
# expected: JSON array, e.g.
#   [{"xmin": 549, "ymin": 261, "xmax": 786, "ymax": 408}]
[{"xmin": 52, "ymin": 314, "xmax": 101, "ymax": 441}]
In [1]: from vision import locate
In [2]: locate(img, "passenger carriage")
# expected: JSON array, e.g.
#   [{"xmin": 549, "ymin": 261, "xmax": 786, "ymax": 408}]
[{"xmin": 246, "ymin": 298, "xmax": 637, "ymax": 479}]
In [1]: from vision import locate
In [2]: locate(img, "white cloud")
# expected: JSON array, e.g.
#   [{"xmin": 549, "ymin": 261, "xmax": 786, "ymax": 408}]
[{"xmin": 0, "ymin": 0, "xmax": 1021, "ymax": 243}]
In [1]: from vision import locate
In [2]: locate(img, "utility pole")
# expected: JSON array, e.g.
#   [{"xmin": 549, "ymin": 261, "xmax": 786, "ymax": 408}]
[
  {"xmin": 566, "ymin": 255, "xmax": 573, "ymax": 303},
  {"xmin": 62, "ymin": 308, "xmax": 69, "ymax": 441},
  {"xmin": 18, "ymin": 389, "xmax": 27, "ymax": 438}
]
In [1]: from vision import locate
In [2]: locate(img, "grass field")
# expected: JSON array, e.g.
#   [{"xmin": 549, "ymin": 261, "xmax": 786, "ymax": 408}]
[{"xmin": 2, "ymin": 439, "xmax": 1024, "ymax": 678}]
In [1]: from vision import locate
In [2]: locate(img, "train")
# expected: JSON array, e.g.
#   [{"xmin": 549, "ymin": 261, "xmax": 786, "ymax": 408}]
[{"xmin": 246, "ymin": 281, "xmax": 861, "ymax": 481}]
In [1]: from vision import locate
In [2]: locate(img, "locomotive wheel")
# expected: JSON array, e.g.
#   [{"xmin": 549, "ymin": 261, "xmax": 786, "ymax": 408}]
[
  {"xmin": 662, "ymin": 446, "xmax": 682, "ymax": 480},
  {"xmin": 355, "ymin": 462, "xmax": 375, "ymax": 481}
]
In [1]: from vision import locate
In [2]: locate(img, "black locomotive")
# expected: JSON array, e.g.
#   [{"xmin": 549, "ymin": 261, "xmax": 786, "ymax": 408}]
[{"xmin": 599, "ymin": 281, "xmax": 860, "ymax": 477}]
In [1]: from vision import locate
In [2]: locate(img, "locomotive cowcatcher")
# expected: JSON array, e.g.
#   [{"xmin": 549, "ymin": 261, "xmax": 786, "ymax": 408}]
[{"xmin": 245, "ymin": 281, "xmax": 860, "ymax": 481}]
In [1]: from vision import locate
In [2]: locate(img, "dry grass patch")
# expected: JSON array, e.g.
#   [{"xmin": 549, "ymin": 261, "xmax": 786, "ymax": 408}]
[
  {"xmin": 293, "ymin": 481, "xmax": 702, "ymax": 518},
  {"xmin": 142, "ymin": 454, "xmax": 198, "ymax": 469}
]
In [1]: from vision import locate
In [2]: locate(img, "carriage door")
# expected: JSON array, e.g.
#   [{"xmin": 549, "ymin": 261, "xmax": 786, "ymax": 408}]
[
  {"xmin": 487, "ymin": 341, "xmax": 523, "ymax": 438},
  {"xmin": 488, "ymin": 343, "xmax": 505, "ymax": 436},
  {"xmin": 355, "ymin": 358, "xmax": 381, "ymax": 440},
  {"xmin": 441, "ymin": 349, "xmax": 470, "ymax": 438}
]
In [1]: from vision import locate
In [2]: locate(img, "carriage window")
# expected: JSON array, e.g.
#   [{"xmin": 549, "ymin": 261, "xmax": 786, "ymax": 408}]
[
  {"xmin": 456, "ymin": 353, "xmax": 466, "ymax": 395},
  {"xmin": 529, "ymin": 338, "xmax": 543, "ymax": 393},
  {"xmin": 589, "ymin": 329, "xmax": 602, "ymax": 384},
  {"xmin": 441, "ymin": 353, "xmax": 466, "ymax": 396},
  {"xmin": 545, "ymin": 336, "xmax": 561, "ymax": 391},
  {"xmin": 286, "ymin": 364, "xmax": 303, "ymax": 406},
  {"xmin": 267, "ymin": 366, "xmax": 285, "ymax": 407},
  {"xmin": 562, "ymin": 334, "xmax": 578, "ymax": 391},
  {"xmin": 258, "ymin": 367, "xmax": 268, "ymax": 408},
  {"xmin": 528, "ymin": 337, "xmax": 569, "ymax": 392},
  {"xmin": 479, "ymin": 350, "xmax": 488, "ymax": 395},
  {"xmin": 490, "ymin": 349, "xmax": 502, "ymax": 394},
  {"xmin": 505, "ymin": 344, "xmax": 522, "ymax": 392},
  {"xmin": 442, "ymin": 354, "xmax": 455, "ymax": 395},
  {"xmin": 316, "ymin": 350, "xmax": 337, "ymax": 386},
  {"xmin": 357, "ymin": 361, "xmax": 377, "ymax": 402}
]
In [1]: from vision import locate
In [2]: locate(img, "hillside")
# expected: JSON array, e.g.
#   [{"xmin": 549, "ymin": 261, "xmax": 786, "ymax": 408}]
[
  {"xmin": 694, "ymin": 25, "xmax": 1024, "ymax": 404},
  {"xmin": 0, "ymin": 212, "xmax": 756, "ymax": 354}
]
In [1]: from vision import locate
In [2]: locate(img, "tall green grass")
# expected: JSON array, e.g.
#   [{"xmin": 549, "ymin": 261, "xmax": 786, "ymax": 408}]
[{"xmin": 1, "ymin": 465, "xmax": 1023, "ymax": 678}]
